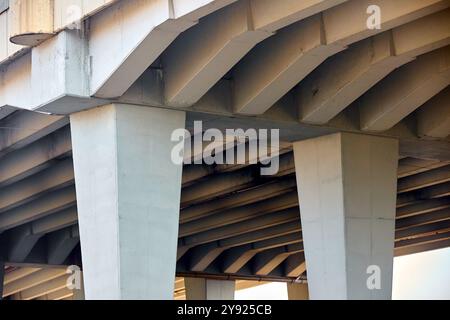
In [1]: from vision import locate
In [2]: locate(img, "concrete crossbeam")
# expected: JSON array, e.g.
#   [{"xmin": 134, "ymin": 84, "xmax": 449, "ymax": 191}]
[{"xmin": 360, "ymin": 46, "xmax": 450, "ymax": 131}]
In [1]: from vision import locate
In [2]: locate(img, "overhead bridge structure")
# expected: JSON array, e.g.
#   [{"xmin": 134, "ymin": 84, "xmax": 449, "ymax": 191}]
[{"xmin": 0, "ymin": 0, "xmax": 449, "ymax": 300}]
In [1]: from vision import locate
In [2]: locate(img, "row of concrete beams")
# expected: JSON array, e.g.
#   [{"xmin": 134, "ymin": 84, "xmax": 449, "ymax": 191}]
[{"xmin": 0, "ymin": 1, "xmax": 448, "ymax": 141}]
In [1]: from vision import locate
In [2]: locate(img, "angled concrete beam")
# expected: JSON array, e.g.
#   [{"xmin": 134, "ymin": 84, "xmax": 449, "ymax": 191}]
[
  {"xmin": 181, "ymin": 208, "xmax": 300, "ymax": 249},
  {"xmin": 397, "ymin": 165, "xmax": 450, "ymax": 193},
  {"xmin": 31, "ymin": 207, "xmax": 78, "ymax": 235},
  {"xmin": 188, "ymin": 242, "xmax": 225, "ymax": 272},
  {"xmin": 5, "ymin": 225, "xmax": 42, "ymax": 263},
  {"xmin": 284, "ymin": 252, "xmax": 307, "ymax": 278},
  {"xmin": 163, "ymin": 1, "xmax": 271, "ymax": 107},
  {"xmin": 0, "ymin": 159, "xmax": 74, "ymax": 213},
  {"xmin": 396, "ymin": 207, "xmax": 450, "ymax": 230},
  {"xmin": 396, "ymin": 198, "xmax": 450, "ymax": 218},
  {"xmin": 397, "ymin": 158, "xmax": 449, "ymax": 178},
  {"xmin": 35, "ymin": 287, "xmax": 73, "ymax": 300},
  {"xmin": 180, "ymin": 176, "xmax": 296, "ymax": 223},
  {"xmin": 2, "ymin": 267, "xmax": 67, "ymax": 298},
  {"xmin": 298, "ymin": 9, "xmax": 450, "ymax": 124},
  {"xmin": 47, "ymin": 225, "xmax": 79, "ymax": 265},
  {"xmin": 298, "ymin": 32, "xmax": 408, "ymax": 124},
  {"xmin": 395, "ymin": 220, "xmax": 450, "ymax": 241},
  {"xmin": 0, "ymin": 186, "xmax": 76, "ymax": 233},
  {"xmin": 360, "ymin": 46, "xmax": 450, "ymax": 131},
  {"xmin": 0, "ymin": 110, "xmax": 67, "ymax": 156},
  {"xmin": 3, "ymin": 267, "xmax": 40, "ymax": 286},
  {"xmin": 181, "ymin": 167, "xmax": 259, "ymax": 206},
  {"xmin": 12, "ymin": 274, "xmax": 68, "ymax": 300},
  {"xmin": 233, "ymin": 14, "xmax": 343, "ymax": 115},
  {"xmin": 395, "ymin": 238, "xmax": 450, "ymax": 257},
  {"xmin": 0, "ymin": 106, "xmax": 16, "ymax": 121},
  {"xmin": 89, "ymin": 0, "xmax": 235, "ymax": 99},
  {"xmin": 0, "ymin": 126, "xmax": 71, "ymax": 187},
  {"xmin": 417, "ymin": 181, "xmax": 450, "ymax": 199},
  {"xmin": 417, "ymin": 87, "xmax": 450, "ymax": 139},
  {"xmin": 163, "ymin": 0, "xmax": 346, "ymax": 107},
  {"xmin": 253, "ymin": 246, "xmax": 293, "ymax": 276},
  {"xmin": 222, "ymin": 232, "xmax": 301, "ymax": 273},
  {"xmin": 233, "ymin": 0, "xmax": 448, "ymax": 115},
  {"xmin": 179, "ymin": 191, "xmax": 298, "ymax": 237}
]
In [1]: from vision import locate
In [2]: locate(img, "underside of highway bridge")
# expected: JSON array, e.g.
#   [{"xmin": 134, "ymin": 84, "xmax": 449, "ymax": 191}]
[{"xmin": 0, "ymin": 0, "xmax": 449, "ymax": 300}]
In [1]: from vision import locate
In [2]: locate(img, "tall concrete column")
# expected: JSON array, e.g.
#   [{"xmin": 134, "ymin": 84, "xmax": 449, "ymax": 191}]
[
  {"xmin": 287, "ymin": 283, "xmax": 309, "ymax": 300},
  {"xmin": 293, "ymin": 132, "xmax": 398, "ymax": 300},
  {"xmin": 70, "ymin": 104, "xmax": 186, "ymax": 300},
  {"xmin": 185, "ymin": 278, "xmax": 235, "ymax": 300}
]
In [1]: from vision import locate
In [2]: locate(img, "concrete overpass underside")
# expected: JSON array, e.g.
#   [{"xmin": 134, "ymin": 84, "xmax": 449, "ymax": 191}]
[{"xmin": 0, "ymin": 0, "xmax": 449, "ymax": 299}]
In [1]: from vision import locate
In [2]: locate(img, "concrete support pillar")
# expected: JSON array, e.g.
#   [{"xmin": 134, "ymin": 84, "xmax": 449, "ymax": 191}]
[
  {"xmin": 70, "ymin": 104, "xmax": 186, "ymax": 300},
  {"xmin": 287, "ymin": 283, "xmax": 309, "ymax": 300},
  {"xmin": 185, "ymin": 278, "xmax": 235, "ymax": 300},
  {"xmin": 293, "ymin": 132, "xmax": 399, "ymax": 300}
]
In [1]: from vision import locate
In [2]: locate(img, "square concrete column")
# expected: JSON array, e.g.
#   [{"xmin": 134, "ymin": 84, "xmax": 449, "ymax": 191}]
[
  {"xmin": 287, "ymin": 283, "xmax": 309, "ymax": 300},
  {"xmin": 293, "ymin": 133, "xmax": 398, "ymax": 300},
  {"xmin": 70, "ymin": 104, "xmax": 186, "ymax": 300},
  {"xmin": 185, "ymin": 278, "xmax": 235, "ymax": 300}
]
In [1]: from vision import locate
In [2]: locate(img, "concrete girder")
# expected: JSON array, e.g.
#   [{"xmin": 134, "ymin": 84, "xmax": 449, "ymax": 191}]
[
  {"xmin": 397, "ymin": 165, "xmax": 450, "ymax": 193},
  {"xmin": 395, "ymin": 238, "xmax": 450, "ymax": 257},
  {"xmin": 188, "ymin": 230, "xmax": 302, "ymax": 272},
  {"xmin": 417, "ymin": 86, "xmax": 450, "ymax": 139},
  {"xmin": 0, "ymin": 159, "xmax": 74, "ymax": 213},
  {"xmin": 163, "ymin": 0, "xmax": 347, "ymax": 108},
  {"xmin": 11, "ymin": 274, "xmax": 68, "ymax": 300},
  {"xmin": 180, "ymin": 208, "xmax": 300, "ymax": 248},
  {"xmin": 181, "ymin": 166, "xmax": 259, "ymax": 207},
  {"xmin": 2, "ymin": 267, "xmax": 67, "ymax": 298},
  {"xmin": 89, "ymin": 0, "xmax": 236, "ymax": 99},
  {"xmin": 222, "ymin": 232, "xmax": 302, "ymax": 274},
  {"xmin": 395, "ymin": 219, "xmax": 450, "ymax": 241},
  {"xmin": 47, "ymin": 225, "xmax": 80, "ymax": 265},
  {"xmin": 179, "ymin": 191, "xmax": 298, "ymax": 237},
  {"xmin": 284, "ymin": 253, "xmax": 307, "ymax": 278},
  {"xmin": 0, "ymin": 185, "xmax": 76, "ymax": 233},
  {"xmin": 1, "ymin": 207, "xmax": 78, "ymax": 263},
  {"xmin": 396, "ymin": 197, "xmax": 450, "ymax": 218},
  {"xmin": 3, "ymin": 267, "xmax": 40, "ymax": 286},
  {"xmin": 0, "ymin": 126, "xmax": 71, "ymax": 187},
  {"xmin": 0, "ymin": 106, "xmax": 16, "ymax": 121},
  {"xmin": 35, "ymin": 287, "xmax": 74, "ymax": 300},
  {"xmin": 0, "ymin": 110, "xmax": 68, "ymax": 157},
  {"xmin": 359, "ymin": 46, "xmax": 450, "ymax": 131},
  {"xmin": 233, "ymin": 0, "xmax": 448, "ymax": 115},
  {"xmin": 396, "ymin": 207, "xmax": 450, "ymax": 230},
  {"xmin": 297, "ymin": 9, "xmax": 450, "ymax": 124},
  {"xmin": 180, "ymin": 176, "xmax": 297, "ymax": 224},
  {"xmin": 5, "ymin": 225, "xmax": 42, "ymax": 263},
  {"xmin": 398, "ymin": 158, "xmax": 449, "ymax": 178},
  {"xmin": 253, "ymin": 243, "xmax": 303, "ymax": 276},
  {"xmin": 417, "ymin": 182, "xmax": 450, "ymax": 199},
  {"xmin": 233, "ymin": 14, "xmax": 343, "ymax": 115}
]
